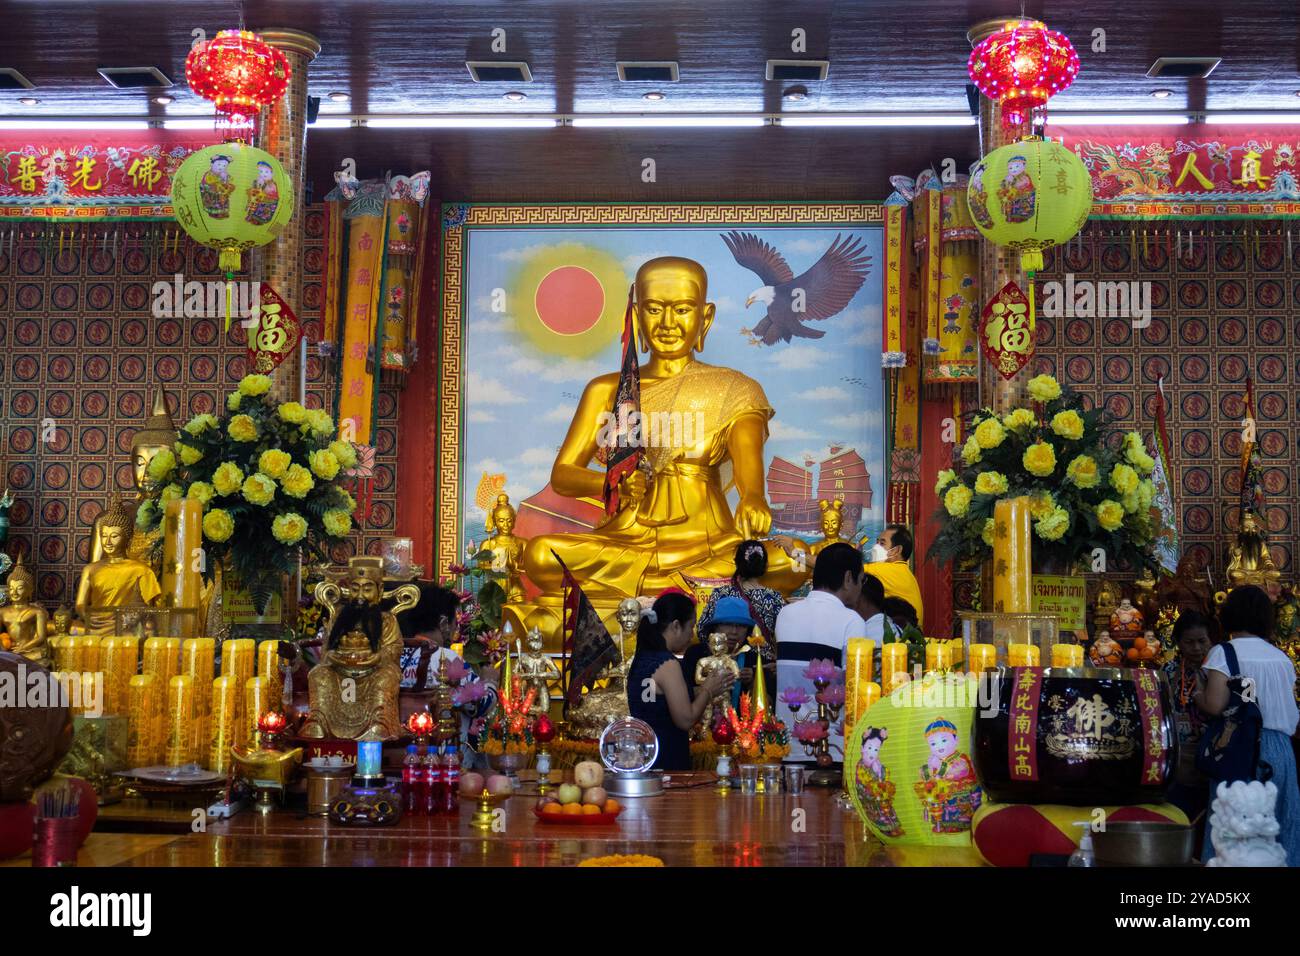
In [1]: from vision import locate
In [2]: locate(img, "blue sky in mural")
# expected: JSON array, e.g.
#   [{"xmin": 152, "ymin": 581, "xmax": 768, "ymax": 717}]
[{"xmin": 461, "ymin": 225, "xmax": 884, "ymax": 550}]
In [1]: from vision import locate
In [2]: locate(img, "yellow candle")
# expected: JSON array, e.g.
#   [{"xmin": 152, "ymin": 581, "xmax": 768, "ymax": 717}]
[
  {"xmin": 1051, "ymin": 643, "xmax": 1084, "ymax": 667},
  {"xmin": 859, "ymin": 680, "xmax": 881, "ymax": 713},
  {"xmin": 48, "ymin": 637, "xmax": 69, "ymax": 672},
  {"xmin": 881, "ymin": 642, "xmax": 909, "ymax": 694},
  {"xmin": 74, "ymin": 635, "xmax": 102, "ymax": 673},
  {"xmin": 143, "ymin": 637, "xmax": 181, "ymax": 685},
  {"xmin": 992, "ymin": 496, "xmax": 1032, "ymax": 614},
  {"xmin": 947, "ymin": 637, "xmax": 964, "ymax": 666},
  {"xmin": 967, "ymin": 643, "xmax": 998, "ymax": 673},
  {"xmin": 243, "ymin": 676, "xmax": 269, "ymax": 749},
  {"xmin": 164, "ymin": 674, "xmax": 196, "ymax": 766},
  {"xmin": 161, "ymin": 499, "xmax": 204, "ymax": 638},
  {"xmin": 209, "ymin": 676, "xmax": 238, "ymax": 772},
  {"xmin": 925, "ymin": 641, "xmax": 954, "ymax": 673},
  {"xmin": 257, "ymin": 639, "xmax": 281, "ymax": 683},
  {"xmin": 844, "ymin": 638, "xmax": 875, "ymax": 728},
  {"xmin": 127, "ymin": 674, "xmax": 162, "ymax": 767},
  {"xmin": 222, "ymin": 638, "xmax": 256, "ymax": 744},
  {"xmin": 1007, "ymin": 643, "xmax": 1042, "ymax": 668}
]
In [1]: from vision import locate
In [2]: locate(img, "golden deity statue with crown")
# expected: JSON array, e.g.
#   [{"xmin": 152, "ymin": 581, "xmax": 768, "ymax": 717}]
[
  {"xmin": 506, "ymin": 256, "xmax": 802, "ymax": 646},
  {"xmin": 75, "ymin": 493, "xmax": 163, "ymax": 635}
]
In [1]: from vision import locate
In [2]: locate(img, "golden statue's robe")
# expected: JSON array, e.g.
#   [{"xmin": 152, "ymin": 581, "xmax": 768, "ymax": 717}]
[
  {"xmin": 304, "ymin": 613, "xmax": 404, "ymax": 740},
  {"xmin": 80, "ymin": 559, "xmax": 163, "ymax": 635},
  {"xmin": 1, "ymin": 605, "xmax": 50, "ymax": 668},
  {"xmin": 529, "ymin": 362, "xmax": 773, "ymax": 597}
]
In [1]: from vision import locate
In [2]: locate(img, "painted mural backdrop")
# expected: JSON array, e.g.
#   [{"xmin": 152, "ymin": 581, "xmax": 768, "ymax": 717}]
[{"xmin": 458, "ymin": 222, "xmax": 885, "ymax": 555}]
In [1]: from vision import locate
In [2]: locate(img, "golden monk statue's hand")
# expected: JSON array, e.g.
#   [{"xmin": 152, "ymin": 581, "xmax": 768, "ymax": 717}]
[
  {"xmin": 619, "ymin": 468, "xmax": 648, "ymax": 504},
  {"xmin": 735, "ymin": 495, "xmax": 772, "ymax": 538}
]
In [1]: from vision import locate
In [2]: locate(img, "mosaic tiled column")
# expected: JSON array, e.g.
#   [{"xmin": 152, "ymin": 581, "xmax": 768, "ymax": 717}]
[
  {"xmin": 968, "ymin": 18, "xmax": 1030, "ymax": 416},
  {"xmin": 256, "ymin": 29, "xmax": 320, "ymax": 404}
]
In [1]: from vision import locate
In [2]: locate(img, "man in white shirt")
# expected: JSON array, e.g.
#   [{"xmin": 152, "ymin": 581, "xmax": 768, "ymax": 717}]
[
  {"xmin": 775, "ymin": 542, "xmax": 868, "ymax": 763},
  {"xmin": 855, "ymin": 573, "xmax": 889, "ymax": 641}
]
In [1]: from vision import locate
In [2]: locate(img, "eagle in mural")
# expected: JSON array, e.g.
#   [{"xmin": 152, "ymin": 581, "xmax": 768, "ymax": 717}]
[{"xmin": 722, "ymin": 230, "xmax": 872, "ymax": 345}]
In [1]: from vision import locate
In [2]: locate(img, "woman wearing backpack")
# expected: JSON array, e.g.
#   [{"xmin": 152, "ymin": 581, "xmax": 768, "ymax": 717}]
[{"xmin": 1195, "ymin": 585, "xmax": 1300, "ymax": 865}]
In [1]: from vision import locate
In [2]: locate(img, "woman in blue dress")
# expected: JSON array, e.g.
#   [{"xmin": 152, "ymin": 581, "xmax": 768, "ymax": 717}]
[{"xmin": 628, "ymin": 590, "xmax": 735, "ymax": 771}]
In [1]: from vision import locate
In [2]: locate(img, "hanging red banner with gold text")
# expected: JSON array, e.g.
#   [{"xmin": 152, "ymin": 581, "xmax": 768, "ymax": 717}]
[
  {"xmin": 247, "ymin": 283, "xmax": 302, "ymax": 374},
  {"xmin": 979, "ymin": 281, "xmax": 1034, "ymax": 380}
]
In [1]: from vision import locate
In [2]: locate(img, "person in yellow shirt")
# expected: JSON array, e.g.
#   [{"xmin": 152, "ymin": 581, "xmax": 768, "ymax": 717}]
[{"xmin": 863, "ymin": 524, "xmax": 924, "ymax": 629}]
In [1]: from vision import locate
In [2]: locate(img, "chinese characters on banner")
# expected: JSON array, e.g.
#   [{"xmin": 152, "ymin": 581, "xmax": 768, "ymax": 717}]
[
  {"xmin": 247, "ymin": 283, "xmax": 302, "ymax": 373},
  {"xmin": 1133, "ymin": 668, "xmax": 1167, "ymax": 786},
  {"xmin": 0, "ymin": 133, "xmax": 214, "ymax": 219},
  {"xmin": 1008, "ymin": 666, "xmax": 1042, "ymax": 782},
  {"xmin": 979, "ymin": 281, "xmax": 1034, "ymax": 380}
]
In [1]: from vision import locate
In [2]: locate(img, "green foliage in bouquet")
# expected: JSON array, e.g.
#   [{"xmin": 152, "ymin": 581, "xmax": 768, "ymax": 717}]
[
  {"xmin": 444, "ymin": 552, "xmax": 508, "ymax": 670},
  {"xmin": 927, "ymin": 373, "xmax": 1158, "ymax": 574},
  {"xmin": 135, "ymin": 374, "xmax": 360, "ymax": 613}
]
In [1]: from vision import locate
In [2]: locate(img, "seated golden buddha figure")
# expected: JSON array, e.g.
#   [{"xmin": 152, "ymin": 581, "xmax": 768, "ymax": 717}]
[
  {"xmin": 301, "ymin": 557, "xmax": 418, "ymax": 741},
  {"xmin": 478, "ymin": 493, "xmax": 527, "ymax": 603},
  {"xmin": 566, "ymin": 597, "xmax": 643, "ymax": 740},
  {"xmin": 513, "ymin": 256, "xmax": 802, "ymax": 644},
  {"xmin": 75, "ymin": 494, "xmax": 163, "ymax": 636},
  {"xmin": 94, "ymin": 385, "xmax": 175, "ymax": 568},
  {"xmin": 0, "ymin": 554, "xmax": 50, "ymax": 667},
  {"xmin": 1227, "ymin": 510, "xmax": 1282, "ymax": 594}
]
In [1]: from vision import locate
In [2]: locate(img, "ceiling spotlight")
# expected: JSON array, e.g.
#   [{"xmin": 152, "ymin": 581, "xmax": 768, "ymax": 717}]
[
  {"xmin": 503, "ymin": 90, "xmax": 527, "ymax": 101},
  {"xmin": 1150, "ymin": 89, "xmax": 1174, "ymax": 99},
  {"xmin": 18, "ymin": 96, "xmax": 38, "ymax": 106},
  {"xmin": 153, "ymin": 94, "xmax": 174, "ymax": 105},
  {"xmin": 643, "ymin": 91, "xmax": 666, "ymax": 101},
  {"xmin": 783, "ymin": 86, "xmax": 808, "ymax": 102},
  {"xmin": 327, "ymin": 91, "xmax": 350, "ymax": 103}
]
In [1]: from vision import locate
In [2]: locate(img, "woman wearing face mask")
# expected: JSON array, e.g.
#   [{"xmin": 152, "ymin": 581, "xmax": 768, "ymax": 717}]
[{"xmin": 628, "ymin": 590, "xmax": 736, "ymax": 771}]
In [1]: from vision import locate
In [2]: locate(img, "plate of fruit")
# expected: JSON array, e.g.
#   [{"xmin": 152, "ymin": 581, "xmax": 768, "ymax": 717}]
[{"xmin": 534, "ymin": 761, "xmax": 622, "ymax": 823}]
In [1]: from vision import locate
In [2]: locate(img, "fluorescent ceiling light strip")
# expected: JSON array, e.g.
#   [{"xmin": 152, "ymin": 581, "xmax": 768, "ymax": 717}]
[
  {"xmin": 161, "ymin": 119, "xmax": 216, "ymax": 130},
  {"xmin": 780, "ymin": 114, "xmax": 975, "ymax": 127},
  {"xmin": 310, "ymin": 118, "xmax": 354, "ymax": 128},
  {"xmin": 1202, "ymin": 113, "xmax": 1300, "ymax": 124},
  {"xmin": 1046, "ymin": 113, "xmax": 1189, "ymax": 126},
  {"xmin": 0, "ymin": 119, "xmax": 150, "ymax": 130},
  {"xmin": 571, "ymin": 115, "xmax": 765, "ymax": 128},
  {"xmin": 364, "ymin": 116, "xmax": 556, "ymax": 129}
]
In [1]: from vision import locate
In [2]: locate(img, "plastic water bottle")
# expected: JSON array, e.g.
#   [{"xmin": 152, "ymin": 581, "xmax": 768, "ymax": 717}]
[
  {"xmin": 425, "ymin": 747, "xmax": 444, "ymax": 816},
  {"xmin": 1068, "ymin": 823, "xmax": 1096, "ymax": 867}
]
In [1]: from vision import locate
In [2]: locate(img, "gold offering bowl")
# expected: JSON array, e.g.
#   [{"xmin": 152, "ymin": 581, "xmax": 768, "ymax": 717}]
[{"xmin": 232, "ymin": 745, "xmax": 304, "ymax": 813}]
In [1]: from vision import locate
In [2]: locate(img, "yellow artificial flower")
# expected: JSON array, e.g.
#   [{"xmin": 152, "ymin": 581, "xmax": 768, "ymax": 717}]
[
  {"xmin": 135, "ymin": 500, "xmax": 156, "ymax": 530},
  {"xmin": 272, "ymin": 512, "xmax": 308, "ymax": 546},
  {"xmin": 961, "ymin": 436, "xmax": 982, "ymax": 466},
  {"xmin": 238, "ymin": 374, "xmax": 272, "ymax": 397},
  {"xmin": 1028, "ymin": 491, "xmax": 1056, "ymax": 518},
  {"xmin": 306, "ymin": 409, "xmax": 335, "ymax": 439},
  {"xmin": 1124, "ymin": 433, "xmax": 1156, "ymax": 474},
  {"xmin": 282, "ymin": 464, "xmax": 315, "ymax": 499},
  {"xmin": 1109, "ymin": 463, "xmax": 1139, "ymax": 496},
  {"xmin": 339, "ymin": 489, "xmax": 358, "ymax": 513},
  {"xmin": 1003, "ymin": 407, "xmax": 1036, "ymax": 432},
  {"xmin": 1022, "ymin": 441, "xmax": 1057, "ymax": 478},
  {"xmin": 241, "ymin": 472, "xmax": 277, "ymax": 507},
  {"xmin": 944, "ymin": 484, "xmax": 973, "ymax": 517},
  {"xmin": 1122, "ymin": 490, "xmax": 1140, "ymax": 514},
  {"xmin": 974, "ymin": 471, "xmax": 1009, "ymax": 496},
  {"xmin": 309, "ymin": 449, "xmax": 340, "ymax": 480},
  {"xmin": 176, "ymin": 441, "xmax": 203, "ymax": 466},
  {"xmin": 323, "ymin": 508, "xmax": 353, "ymax": 537},
  {"xmin": 277, "ymin": 401, "xmax": 309, "ymax": 425},
  {"xmin": 203, "ymin": 508, "xmax": 234, "ymax": 543},
  {"xmin": 183, "ymin": 413, "xmax": 218, "ymax": 436},
  {"xmin": 1050, "ymin": 409, "xmax": 1084, "ymax": 441},
  {"xmin": 258, "ymin": 449, "xmax": 292, "ymax": 480},
  {"xmin": 329, "ymin": 440, "xmax": 358, "ymax": 469},
  {"xmin": 187, "ymin": 481, "xmax": 215, "ymax": 506},
  {"xmin": 981, "ymin": 518, "xmax": 996, "ymax": 546},
  {"xmin": 146, "ymin": 448, "xmax": 176, "ymax": 482},
  {"xmin": 1096, "ymin": 499, "xmax": 1125, "ymax": 531},
  {"xmin": 1027, "ymin": 374, "xmax": 1062, "ymax": 403},
  {"xmin": 1065, "ymin": 454, "xmax": 1099, "ymax": 488},
  {"xmin": 934, "ymin": 468, "xmax": 957, "ymax": 496},
  {"xmin": 974, "ymin": 417, "xmax": 1007, "ymax": 450},
  {"xmin": 212, "ymin": 462, "xmax": 245, "ymax": 496},
  {"xmin": 1138, "ymin": 478, "xmax": 1155, "ymax": 511},
  {"xmin": 1034, "ymin": 506, "xmax": 1070, "ymax": 541},
  {"xmin": 227, "ymin": 391, "xmax": 242, "ymax": 412},
  {"xmin": 160, "ymin": 483, "xmax": 183, "ymax": 505},
  {"xmin": 228, "ymin": 413, "xmax": 259, "ymax": 443}
]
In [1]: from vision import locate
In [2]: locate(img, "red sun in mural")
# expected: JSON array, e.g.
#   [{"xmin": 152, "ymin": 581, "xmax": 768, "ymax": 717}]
[{"xmin": 534, "ymin": 265, "xmax": 605, "ymax": 336}]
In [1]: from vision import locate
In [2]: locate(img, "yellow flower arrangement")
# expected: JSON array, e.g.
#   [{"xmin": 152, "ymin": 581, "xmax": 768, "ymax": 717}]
[
  {"xmin": 974, "ymin": 471, "xmax": 1009, "ymax": 496},
  {"xmin": 1122, "ymin": 490, "xmax": 1140, "ymax": 514},
  {"xmin": 1003, "ymin": 407, "xmax": 1036, "ymax": 432},
  {"xmin": 175, "ymin": 442, "xmax": 203, "ymax": 467},
  {"xmin": 187, "ymin": 481, "xmax": 215, "ymax": 506},
  {"xmin": 1035, "ymin": 506, "xmax": 1070, "ymax": 541},
  {"xmin": 323, "ymin": 508, "xmax": 353, "ymax": 537},
  {"xmin": 1023, "ymin": 441, "xmax": 1057, "ymax": 477},
  {"xmin": 258, "ymin": 449, "xmax": 291, "ymax": 480},
  {"xmin": 238, "ymin": 374, "xmax": 272, "ymax": 397},
  {"xmin": 1027, "ymin": 491, "xmax": 1055, "ymax": 518},
  {"xmin": 277, "ymin": 401, "xmax": 308, "ymax": 425},
  {"xmin": 271, "ymin": 512, "xmax": 308, "ymax": 545},
  {"xmin": 183, "ymin": 413, "xmax": 218, "ymax": 436},
  {"xmin": 146, "ymin": 448, "xmax": 176, "ymax": 482},
  {"xmin": 227, "ymin": 414, "xmax": 259, "ymax": 443},
  {"xmin": 944, "ymin": 483, "xmax": 973, "ymax": 517},
  {"xmin": 1050, "ymin": 409, "xmax": 1084, "ymax": 441},
  {"xmin": 306, "ymin": 409, "xmax": 335, "ymax": 439},
  {"xmin": 212, "ymin": 462, "xmax": 245, "ymax": 496},
  {"xmin": 160, "ymin": 483, "xmax": 183, "ymax": 505},
  {"xmin": 577, "ymin": 855, "xmax": 664, "ymax": 867},
  {"xmin": 282, "ymin": 463, "xmax": 315, "ymax": 498},
  {"xmin": 227, "ymin": 391, "xmax": 242, "ymax": 412},
  {"xmin": 1096, "ymin": 499, "xmax": 1125, "ymax": 532},
  {"xmin": 1138, "ymin": 478, "xmax": 1154, "ymax": 510},
  {"xmin": 981, "ymin": 518, "xmax": 996, "ymax": 546},
  {"xmin": 1109, "ymin": 462, "xmax": 1139, "ymax": 496},
  {"xmin": 1065, "ymin": 454, "xmax": 1099, "ymax": 488},
  {"xmin": 934, "ymin": 468, "xmax": 956, "ymax": 495},
  {"xmin": 974, "ymin": 417, "xmax": 1007, "ymax": 449},
  {"xmin": 309, "ymin": 449, "xmax": 341, "ymax": 480},
  {"xmin": 1027, "ymin": 373, "xmax": 1062, "ymax": 403},
  {"xmin": 1124, "ymin": 432, "xmax": 1156, "ymax": 474},
  {"xmin": 241, "ymin": 472, "xmax": 277, "ymax": 507},
  {"xmin": 961, "ymin": 436, "xmax": 982, "ymax": 466},
  {"xmin": 202, "ymin": 509, "xmax": 234, "ymax": 543},
  {"xmin": 329, "ymin": 440, "xmax": 358, "ymax": 469}
]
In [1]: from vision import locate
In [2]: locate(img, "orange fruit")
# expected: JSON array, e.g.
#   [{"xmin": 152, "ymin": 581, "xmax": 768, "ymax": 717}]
[
  {"xmin": 542, "ymin": 802, "xmax": 563, "ymax": 815},
  {"xmin": 562, "ymin": 803, "xmax": 583, "ymax": 815},
  {"xmin": 603, "ymin": 799, "xmax": 620, "ymax": 814},
  {"xmin": 581, "ymin": 804, "xmax": 601, "ymax": 815},
  {"xmin": 1125, "ymin": 647, "xmax": 1140, "ymax": 661},
  {"xmin": 1133, "ymin": 637, "xmax": 1147, "ymax": 650}
]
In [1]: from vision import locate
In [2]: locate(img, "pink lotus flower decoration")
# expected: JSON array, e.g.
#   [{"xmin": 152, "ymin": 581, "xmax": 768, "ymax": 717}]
[
  {"xmin": 802, "ymin": 659, "xmax": 839, "ymax": 684},
  {"xmin": 444, "ymin": 658, "xmax": 469, "ymax": 683},
  {"xmin": 793, "ymin": 720, "xmax": 829, "ymax": 743},
  {"xmin": 816, "ymin": 683, "xmax": 846, "ymax": 707},
  {"xmin": 779, "ymin": 687, "xmax": 813, "ymax": 708},
  {"xmin": 453, "ymin": 682, "xmax": 487, "ymax": 707},
  {"xmin": 469, "ymin": 717, "xmax": 486, "ymax": 736}
]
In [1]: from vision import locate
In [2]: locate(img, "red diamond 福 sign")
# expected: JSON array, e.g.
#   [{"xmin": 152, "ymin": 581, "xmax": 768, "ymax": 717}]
[{"xmin": 979, "ymin": 281, "xmax": 1034, "ymax": 380}]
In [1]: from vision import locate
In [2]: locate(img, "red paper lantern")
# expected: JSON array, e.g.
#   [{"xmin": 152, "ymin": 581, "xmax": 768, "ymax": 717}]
[
  {"xmin": 533, "ymin": 713, "xmax": 556, "ymax": 744},
  {"xmin": 968, "ymin": 20, "xmax": 1079, "ymax": 131},
  {"xmin": 186, "ymin": 29, "xmax": 291, "ymax": 141}
]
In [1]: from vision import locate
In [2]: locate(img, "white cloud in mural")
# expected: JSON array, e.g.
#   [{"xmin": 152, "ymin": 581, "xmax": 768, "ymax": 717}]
[
  {"xmin": 469, "ymin": 409, "xmax": 498, "ymax": 424},
  {"xmin": 518, "ymin": 446, "xmax": 557, "ymax": 466},
  {"xmin": 767, "ymin": 343, "xmax": 827, "ymax": 371},
  {"xmin": 471, "ymin": 457, "xmax": 506, "ymax": 475},
  {"xmin": 469, "ymin": 313, "xmax": 514, "ymax": 335},
  {"xmin": 794, "ymin": 385, "xmax": 850, "ymax": 402},
  {"xmin": 841, "ymin": 303, "xmax": 883, "ymax": 346},
  {"xmin": 543, "ymin": 404, "xmax": 576, "ymax": 422},
  {"xmin": 781, "ymin": 236, "xmax": 837, "ymax": 256},
  {"xmin": 825, "ymin": 408, "xmax": 883, "ymax": 433},
  {"xmin": 496, "ymin": 243, "xmax": 553, "ymax": 263},
  {"xmin": 469, "ymin": 371, "xmax": 527, "ymax": 406},
  {"xmin": 769, "ymin": 419, "xmax": 819, "ymax": 441},
  {"xmin": 621, "ymin": 251, "xmax": 673, "ymax": 272}
]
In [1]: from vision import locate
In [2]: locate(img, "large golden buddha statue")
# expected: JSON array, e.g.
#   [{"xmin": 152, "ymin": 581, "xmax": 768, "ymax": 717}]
[
  {"xmin": 75, "ymin": 494, "xmax": 163, "ymax": 635},
  {"xmin": 511, "ymin": 256, "xmax": 801, "ymax": 645},
  {"xmin": 0, "ymin": 553, "xmax": 50, "ymax": 667},
  {"xmin": 302, "ymin": 557, "xmax": 418, "ymax": 741}
]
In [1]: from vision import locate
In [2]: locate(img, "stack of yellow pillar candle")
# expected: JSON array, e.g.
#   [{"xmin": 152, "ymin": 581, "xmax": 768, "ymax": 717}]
[
  {"xmin": 967, "ymin": 643, "xmax": 998, "ymax": 674},
  {"xmin": 924, "ymin": 640, "xmax": 954, "ymax": 673},
  {"xmin": 244, "ymin": 675, "xmax": 269, "ymax": 748},
  {"xmin": 210, "ymin": 676, "xmax": 239, "ymax": 772},
  {"xmin": 991, "ymin": 497, "xmax": 1032, "ymax": 614},
  {"xmin": 100, "ymin": 636, "xmax": 140, "ymax": 716},
  {"xmin": 164, "ymin": 674, "xmax": 196, "ymax": 766},
  {"xmin": 127, "ymin": 673, "xmax": 162, "ymax": 767},
  {"xmin": 143, "ymin": 636, "xmax": 181, "ymax": 686},
  {"xmin": 881, "ymin": 642, "xmax": 909, "ymax": 695},
  {"xmin": 844, "ymin": 639, "xmax": 878, "ymax": 733},
  {"xmin": 221, "ymin": 639, "xmax": 256, "ymax": 747},
  {"xmin": 161, "ymin": 499, "xmax": 204, "ymax": 640},
  {"xmin": 1051, "ymin": 643, "xmax": 1084, "ymax": 667},
  {"xmin": 183, "ymin": 638, "xmax": 216, "ymax": 762}
]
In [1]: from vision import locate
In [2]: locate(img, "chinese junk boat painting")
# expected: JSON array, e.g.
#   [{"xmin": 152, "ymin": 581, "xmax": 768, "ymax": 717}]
[{"xmin": 767, "ymin": 445, "xmax": 874, "ymax": 535}]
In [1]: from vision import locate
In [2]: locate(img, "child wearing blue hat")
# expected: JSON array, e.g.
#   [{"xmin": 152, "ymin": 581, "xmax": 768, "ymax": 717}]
[{"xmin": 682, "ymin": 594, "xmax": 766, "ymax": 706}]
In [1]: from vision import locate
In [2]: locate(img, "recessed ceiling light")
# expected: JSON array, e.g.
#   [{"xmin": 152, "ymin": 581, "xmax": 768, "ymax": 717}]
[
  {"xmin": 18, "ymin": 96, "xmax": 38, "ymax": 106},
  {"xmin": 783, "ymin": 87, "xmax": 808, "ymax": 102},
  {"xmin": 503, "ymin": 90, "xmax": 527, "ymax": 102},
  {"xmin": 1150, "ymin": 89, "xmax": 1174, "ymax": 99},
  {"xmin": 642, "ymin": 91, "xmax": 666, "ymax": 102},
  {"xmin": 153, "ymin": 94, "xmax": 173, "ymax": 105},
  {"xmin": 327, "ymin": 91, "xmax": 350, "ymax": 103}
]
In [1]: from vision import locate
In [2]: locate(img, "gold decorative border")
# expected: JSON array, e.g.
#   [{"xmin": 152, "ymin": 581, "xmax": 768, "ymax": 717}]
[{"xmin": 436, "ymin": 202, "xmax": 884, "ymax": 578}]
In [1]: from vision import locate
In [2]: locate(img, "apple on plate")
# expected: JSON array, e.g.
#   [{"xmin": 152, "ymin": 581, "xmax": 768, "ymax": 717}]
[
  {"xmin": 459, "ymin": 771, "xmax": 485, "ymax": 795},
  {"xmin": 556, "ymin": 783, "xmax": 583, "ymax": 806},
  {"xmin": 486, "ymin": 774, "xmax": 513, "ymax": 796},
  {"xmin": 582, "ymin": 787, "xmax": 608, "ymax": 807},
  {"xmin": 574, "ymin": 761, "xmax": 604, "ymax": 789}
]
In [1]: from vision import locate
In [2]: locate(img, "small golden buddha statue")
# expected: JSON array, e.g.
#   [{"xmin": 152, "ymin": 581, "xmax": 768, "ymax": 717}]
[
  {"xmin": 301, "ymin": 557, "xmax": 418, "ymax": 740},
  {"xmin": 565, "ymin": 597, "xmax": 643, "ymax": 740},
  {"xmin": 93, "ymin": 385, "xmax": 175, "ymax": 568},
  {"xmin": 694, "ymin": 630, "xmax": 741, "ymax": 727},
  {"xmin": 0, "ymin": 553, "xmax": 50, "ymax": 667},
  {"xmin": 478, "ymin": 493, "xmax": 527, "ymax": 603},
  {"xmin": 75, "ymin": 494, "xmax": 163, "ymax": 636},
  {"xmin": 50, "ymin": 604, "xmax": 74, "ymax": 638},
  {"xmin": 514, "ymin": 626, "xmax": 560, "ymax": 717},
  {"xmin": 809, "ymin": 499, "xmax": 848, "ymax": 560},
  {"xmin": 1227, "ymin": 510, "xmax": 1282, "ymax": 593},
  {"xmin": 1093, "ymin": 578, "xmax": 1119, "ymax": 636}
]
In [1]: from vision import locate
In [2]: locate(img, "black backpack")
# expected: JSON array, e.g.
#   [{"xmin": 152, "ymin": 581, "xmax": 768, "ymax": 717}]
[{"xmin": 1195, "ymin": 642, "xmax": 1272, "ymax": 784}]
